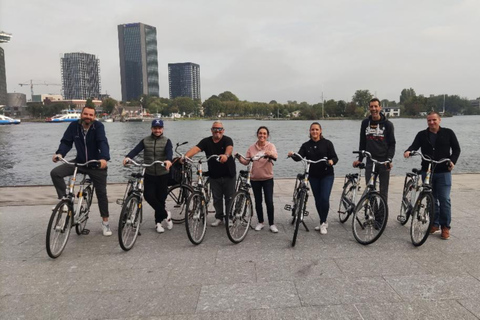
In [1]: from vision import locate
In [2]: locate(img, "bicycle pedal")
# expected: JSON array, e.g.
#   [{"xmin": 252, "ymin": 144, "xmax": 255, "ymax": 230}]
[
  {"xmin": 284, "ymin": 204, "xmax": 292, "ymax": 211},
  {"xmin": 396, "ymin": 215, "xmax": 406, "ymax": 223},
  {"xmin": 304, "ymin": 211, "xmax": 309, "ymax": 216},
  {"xmin": 81, "ymin": 229, "xmax": 90, "ymax": 235}
]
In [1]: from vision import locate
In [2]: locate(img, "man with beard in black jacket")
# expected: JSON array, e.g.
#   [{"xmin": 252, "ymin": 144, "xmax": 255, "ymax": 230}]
[{"xmin": 353, "ymin": 98, "xmax": 396, "ymax": 202}]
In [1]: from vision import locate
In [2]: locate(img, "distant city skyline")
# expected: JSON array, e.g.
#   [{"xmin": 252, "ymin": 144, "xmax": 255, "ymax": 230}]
[
  {"xmin": 1, "ymin": 1, "xmax": 479, "ymax": 103},
  {"xmin": 168, "ymin": 62, "xmax": 201, "ymax": 100}
]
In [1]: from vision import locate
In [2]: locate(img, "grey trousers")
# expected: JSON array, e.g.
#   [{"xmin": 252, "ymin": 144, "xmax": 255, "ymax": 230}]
[{"xmin": 209, "ymin": 176, "xmax": 236, "ymax": 220}]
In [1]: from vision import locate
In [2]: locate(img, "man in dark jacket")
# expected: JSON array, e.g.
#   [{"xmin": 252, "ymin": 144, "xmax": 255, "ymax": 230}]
[
  {"xmin": 353, "ymin": 98, "xmax": 396, "ymax": 202},
  {"xmin": 51, "ymin": 106, "xmax": 112, "ymax": 236},
  {"xmin": 123, "ymin": 119, "xmax": 173, "ymax": 233},
  {"xmin": 404, "ymin": 111, "xmax": 461, "ymax": 240}
]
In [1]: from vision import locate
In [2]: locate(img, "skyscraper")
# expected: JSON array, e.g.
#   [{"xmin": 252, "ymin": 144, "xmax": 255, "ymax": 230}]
[
  {"xmin": 118, "ymin": 23, "xmax": 159, "ymax": 101},
  {"xmin": 0, "ymin": 31, "xmax": 12, "ymax": 106},
  {"xmin": 168, "ymin": 62, "xmax": 201, "ymax": 100},
  {"xmin": 61, "ymin": 52, "xmax": 100, "ymax": 100}
]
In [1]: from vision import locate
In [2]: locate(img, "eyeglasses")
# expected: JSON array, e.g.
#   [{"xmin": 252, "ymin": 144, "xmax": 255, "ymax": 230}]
[{"xmin": 211, "ymin": 127, "xmax": 224, "ymax": 132}]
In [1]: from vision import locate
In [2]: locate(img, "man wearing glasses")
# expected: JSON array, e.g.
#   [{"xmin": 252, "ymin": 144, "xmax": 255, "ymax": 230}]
[{"xmin": 184, "ymin": 121, "xmax": 236, "ymax": 226}]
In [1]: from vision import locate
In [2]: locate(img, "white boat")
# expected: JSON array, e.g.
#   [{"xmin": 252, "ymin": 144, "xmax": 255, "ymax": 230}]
[
  {"xmin": 0, "ymin": 115, "xmax": 21, "ymax": 125},
  {"xmin": 45, "ymin": 110, "xmax": 81, "ymax": 123}
]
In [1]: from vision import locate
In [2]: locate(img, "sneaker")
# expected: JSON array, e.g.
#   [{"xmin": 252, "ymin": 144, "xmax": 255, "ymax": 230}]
[
  {"xmin": 156, "ymin": 223, "xmax": 165, "ymax": 233},
  {"xmin": 102, "ymin": 222, "xmax": 112, "ymax": 236},
  {"xmin": 165, "ymin": 211, "xmax": 173, "ymax": 230},
  {"xmin": 430, "ymin": 225, "xmax": 440, "ymax": 234},
  {"xmin": 269, "ymin": 225, "xmax": 278, "ymax": 233},
  {"xmin": 441, "ymin": 227, "xmax": 450, "ymax": 240},
  {"xmin": 255, "ymin": 223, "xmax": 265, "ymax": 231},
  {"xmin": 320, "ymin": 222, "xmax": 328, "ymax": 235},
  {"xmin": 211, "ymin": 219, "xmax": 223, "ymax": 227},
  {"xmin": 315, "ymin": 222, "xmax": 328, "ymax": 231}
]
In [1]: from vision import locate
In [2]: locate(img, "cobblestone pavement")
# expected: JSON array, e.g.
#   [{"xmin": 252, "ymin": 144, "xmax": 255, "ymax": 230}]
[{"xmin": 1, "ymin": 175, "xmax": 479, "ymax": 319}]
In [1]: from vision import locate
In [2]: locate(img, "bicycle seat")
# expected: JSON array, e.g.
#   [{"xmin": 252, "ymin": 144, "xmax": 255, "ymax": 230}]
[
  {"xmin": 297, "ymin": 173, "xmax": 305, "ymax": 180},
  {"xmin": 240, "ymin": 170, "xmax": 248, "ymax": 178},
  {"xmin": 131, "ymin": 173, "xmax": 143, "ymax": 178},
  {"xmin": 412, "ymin": 168, "xmax": 422, "ymax": 174},
  {"xmin": 85, "ymin": 178, "xmax": 92, "ymax": 183},
  {"xmin": 346, "ymin": 173, "xmax": 359, "ymax": 179},
  {"xmin": 201, "ymin": 171, "xmax": 209, "ymax": 177}
]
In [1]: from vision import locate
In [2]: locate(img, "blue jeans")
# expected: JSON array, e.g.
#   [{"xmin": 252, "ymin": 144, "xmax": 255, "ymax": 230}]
[
  {"xmin": 251, "ymin": 179, "xmax": 274, "ymax": 225},
  {"xmin": 423, "ymin": 171, "xmax": 452, "ymax": 228},
  {"xmin": 309, "ymin": 175, "xmax": 334, "ymax": 224}
]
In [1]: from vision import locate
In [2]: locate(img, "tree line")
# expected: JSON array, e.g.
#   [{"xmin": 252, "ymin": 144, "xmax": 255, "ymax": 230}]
[{"xmin": 25, "ymin": 88, "xmax": 479, "ymax": 119}]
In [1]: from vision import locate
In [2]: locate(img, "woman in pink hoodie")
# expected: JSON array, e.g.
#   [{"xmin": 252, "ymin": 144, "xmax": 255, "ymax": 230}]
[{"xmin": 238, "ymin": 126, "xmax": 278, "ymax": 233}]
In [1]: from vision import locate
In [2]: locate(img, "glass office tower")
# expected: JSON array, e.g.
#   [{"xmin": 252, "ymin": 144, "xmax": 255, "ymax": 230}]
[
  {"xmin": 118, "ymin": 23, "xmax": 159, "ymax": 101},
  {"xmin": 168, "ymin": 62, "xmax": 201, "ymax": 100},
  {"xmin": 61, "ymin": 52, "xmax": 101, "ymax": 100}
]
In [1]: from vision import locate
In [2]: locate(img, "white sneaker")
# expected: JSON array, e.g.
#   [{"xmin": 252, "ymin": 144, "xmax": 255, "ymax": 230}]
[
  {"xmin": 255, "ymin": 223, "xmax": 264, "ymax": 231},
  {"xmin": 165, "ymin": 211, "xmax": 173, "ymax": 230},
  {"xmin": 211, "ymin": 219, "xmax": 223, "ymax": 227},
  {"xmin": 156, "ymin": 223, "xmax": 165, "ymax": 233},
  {"xmin": 102, "ymin": 222, "xmax": 112, "ymax": 236},
  {"xmin": 269, "ymin": 225, "xmax": 278, "ymax": 233},
  {"xmin": 320, "ymin": 222, "xmax": 328, "ymax": 235},
  {"xmin": 315, "ymin": 222, "xmax": 328, "ymax": 231}
]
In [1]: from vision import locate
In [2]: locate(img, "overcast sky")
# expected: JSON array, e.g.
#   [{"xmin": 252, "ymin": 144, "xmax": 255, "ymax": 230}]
[{"xmin": 1, "ymin": 0, "xmax": 479, "ymax": 104}]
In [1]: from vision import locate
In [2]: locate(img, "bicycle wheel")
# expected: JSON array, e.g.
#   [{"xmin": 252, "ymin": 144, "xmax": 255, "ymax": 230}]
[
  {"xmin": 46, "ymin": 200, "xmax": 73, "ymax": 259},
  {"xmin": 292, "ymin": 190, "xmax": 306, "ymax": 247},
  {"xmin": 410, "ymin": 192, "xmax": 434, "ymax": 246},
  {"xmin": 166, "ymin": 184, "xmax": 192, "ymax": 224},
  {"xmin": 76, "ymin": 186, "xmax": 92, "ymax": 235},
  {"xmin": 185, "ymin": 192, "xmax": 207, "ymax": 245},
  {"xmin": 352, "ymin": 192, "xmax": 388, "ymax": 245},
  {"xmin": 398, "ymin": 178, "xmax": 414, "ymax": 225},
  {"xmin": 226, "ymin": 191, "xmax": 253, "ymax": 244},
  {"xmin": 118, "ymin": 194, "xmax": 142, "ymax": 251},
  {"xmin": 338, "ymin": 178, "xmax": 355, "ymax": 223}
]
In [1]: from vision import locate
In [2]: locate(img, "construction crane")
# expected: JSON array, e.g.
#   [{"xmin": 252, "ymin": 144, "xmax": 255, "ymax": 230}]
[{"xmin": 18, "ymin": 80, "xmax": 62, "ymax": 101}]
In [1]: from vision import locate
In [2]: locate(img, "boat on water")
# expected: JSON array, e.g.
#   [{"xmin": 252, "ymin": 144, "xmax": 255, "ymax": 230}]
[
  {"xmin": 0, "ymin": 115, "xmax": 21, "ymax": 125},
  {"xmin": 45, "ymin": 110, "xmax": 81, "ymax": 123}
]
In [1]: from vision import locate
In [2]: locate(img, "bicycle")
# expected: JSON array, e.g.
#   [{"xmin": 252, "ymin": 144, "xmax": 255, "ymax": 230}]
[
  {"xmin": 338, "ymin": 162, "xmax": 366, "ymax": 223},
  {"xmin": 166, "ymin": 141, "xmax": 194, "ymax": 224},
  {"xmin": 284, "ymin": 153, "xmax": 328, "ymax": 247},
  {"xmin": 226, "ymin": 153, "xmax": 274, "ymax": 243},
  {"xmin": 399, "ymin": 151, "xmax": 450, "ymax": 246},
  {"xmin": 350, "ymin": 150, "xmax": 389, "ymax": 245},
  {"xmin": 117, "ymin": 159, "xmax": 166, "ymax": 251},
  {"xmin": 46, "ymin": 158, "xmax": 97, "ymax": 259},
  {"xmin": 183, "ymin": 154, "xmax": 219, "ymax": 245}
]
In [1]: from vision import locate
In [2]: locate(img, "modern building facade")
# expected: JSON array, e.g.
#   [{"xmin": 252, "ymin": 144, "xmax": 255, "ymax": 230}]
[
  {"xmin": 168, "ymin": 62, "xmax": 201, "ymax": 100},
  {"xmin": 61, "ymin": 52, "xmax": 101, "ymax": 100},
  {"xmin": 118, "ymin": 23, "xmax": 159, "ymax": 101},
  {"xmin": 0, "ymin": 31, "xmax": 12, "ymax": 106}
]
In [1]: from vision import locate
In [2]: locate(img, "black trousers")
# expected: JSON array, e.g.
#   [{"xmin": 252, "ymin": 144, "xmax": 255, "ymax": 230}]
[
  {"xmin": 251, "ymin": 179, "xmax": 275, "ymax": 225},
  {"xmin": 50, "ymin": 164, "xmax": 109, "ymax": 218},
  {"xmin": 144, "ymin": 173, "xmax": 169, "ymax": 224}
]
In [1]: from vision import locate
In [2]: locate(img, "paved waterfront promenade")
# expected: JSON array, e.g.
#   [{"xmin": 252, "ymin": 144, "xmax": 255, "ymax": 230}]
[{"xmin": 1, "ymin": 174, "xmax": 480, "ymax": 319}]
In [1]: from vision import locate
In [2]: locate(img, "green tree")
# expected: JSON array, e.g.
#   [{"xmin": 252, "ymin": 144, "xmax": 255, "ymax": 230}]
[
  {"xmin": 400, "ymin": 88, "xmax": 416, "ymax": 104},
  {"xmin": 101, "ymin": 98, "xmax": 117, "ymax": 115},
  {"xmin": 352, "ymin": 90, "xmax": 373, "ymax": 111},
  {"xmin": 173, "ymin": 97, "xmax": 196, "ymax": 115},
  {"xmin": 203, "ymin": 98, "xmax": 222, "ymax": 117},
  {"xmin": 218, "ymin": 91, "xmax": 239, "ymax": 102},
  {"xmin": 85, "ymin": 98, "xmax": 95, "ymax": 108}
]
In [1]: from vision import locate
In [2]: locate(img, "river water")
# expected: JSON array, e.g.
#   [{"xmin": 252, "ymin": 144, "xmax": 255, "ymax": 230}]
[{"xmin": 0, "ymin": 116, "xmax": 478, "ymax": 186}]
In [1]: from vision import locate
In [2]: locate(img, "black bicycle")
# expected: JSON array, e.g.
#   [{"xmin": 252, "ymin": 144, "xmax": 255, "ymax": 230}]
[
  {"xmin": 350, "ymin": 151, "xmax": 389, "ymax": 245},
  {"xmin": 400, "ymin": 151, "xmax": 450, "ymax": 246},
  {"xmin": 285, "ymin": 153, "xmax": 328, "ymax": 247},
  {"xmin": 117, "ymin": 159, "xmax": 166, "ymax": 251},
  {"xmin": 338, "ymin": 162, "xmax": 365, "ymax": 223},
  {"xmin": 46, "ymin": 158, "xmax": 97, "ymax": 259}
]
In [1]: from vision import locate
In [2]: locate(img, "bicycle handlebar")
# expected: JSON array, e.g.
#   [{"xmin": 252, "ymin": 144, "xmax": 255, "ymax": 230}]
[
  {"xmin": 288, "ymin": 153, "xmax": 328, "ymax": 164},
  {"xmin": 235, "ymin": 153, "xmax": 277, "ymax": 162},
  {"xmin": 56, "ymin": 157, "xmax": 101, "ymax": 167},
  {"xmin": 124, "ymin": 159, "xmax": 166, "ymax": 167},
  {"xmin": 353, "ymin": 150, "xmax": 391, "ymax": 165},
  {"xmin": 183, "ymin": 154, "xmax": 221, "ymax": 164},
  {"xmin": 409, "ymin": 151, "xmax": 451, "ymax": 165}
]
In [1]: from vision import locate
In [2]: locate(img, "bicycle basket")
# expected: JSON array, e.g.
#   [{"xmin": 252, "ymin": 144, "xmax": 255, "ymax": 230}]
[{"xmin": 168, "ymin": 158, "xmax": 184, "ymax": 186}]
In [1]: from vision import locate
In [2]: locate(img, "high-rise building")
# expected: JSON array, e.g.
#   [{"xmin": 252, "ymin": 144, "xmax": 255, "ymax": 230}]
[
  {"xmin": 61, "ymin": 52, "xmax": 100, "ymax": 100},
  {"xmin": 0, "ymin": 31, "xmax": 12, "ymax": 106},
  {"xmin": 118, "ymin": 23, "xmax": 159, "ymax": 101},
  {"xmin": 168, "ymin": 62, "xmax": 201, "ymax": 100}
]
